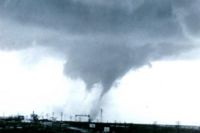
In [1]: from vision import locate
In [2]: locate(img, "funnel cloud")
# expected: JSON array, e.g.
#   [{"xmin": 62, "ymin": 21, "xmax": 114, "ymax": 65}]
[{"xmin": 0, "ymin": 0, "xmax": 199, "ymax": 117}]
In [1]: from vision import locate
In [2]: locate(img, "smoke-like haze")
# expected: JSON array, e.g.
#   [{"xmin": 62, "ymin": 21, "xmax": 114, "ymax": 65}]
[{"xmin": 0, "ymin": 0, "xmax": 200, "ymax": 118}]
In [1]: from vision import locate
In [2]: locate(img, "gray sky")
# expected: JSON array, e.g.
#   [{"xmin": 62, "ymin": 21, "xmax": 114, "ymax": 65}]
[{"xmin": 0, "ymin": 0, "xmax": 200, "ymax": 124}]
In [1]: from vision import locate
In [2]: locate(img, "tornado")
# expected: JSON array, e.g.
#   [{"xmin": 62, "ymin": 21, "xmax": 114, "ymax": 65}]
[{"xmin": 0, "ymin": 0, "xmax": 199, "ymax": 119}]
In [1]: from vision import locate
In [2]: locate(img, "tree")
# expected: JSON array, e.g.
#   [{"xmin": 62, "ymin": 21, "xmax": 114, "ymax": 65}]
[{"xmin": 31, "ymin": 111, "xmax": 39, "ymax": 122}]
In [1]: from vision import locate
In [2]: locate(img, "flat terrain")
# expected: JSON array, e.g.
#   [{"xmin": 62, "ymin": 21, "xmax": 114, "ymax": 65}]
[{"xmin": 1, "ymin": 119, "xmax": 200, "ymax": 133}]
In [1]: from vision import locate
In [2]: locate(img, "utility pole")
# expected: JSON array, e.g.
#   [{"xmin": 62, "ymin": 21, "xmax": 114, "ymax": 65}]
[
  {"xmin": 60, "ymin": 112, "xmax": 63, "ymax": 122},
  {"xmin": 46, "ymin": 113, "xmax": 49, "ymax": 120},
  {"xmin": 176, "ymin": 121, "xmax": 180, "ymax": 133}
]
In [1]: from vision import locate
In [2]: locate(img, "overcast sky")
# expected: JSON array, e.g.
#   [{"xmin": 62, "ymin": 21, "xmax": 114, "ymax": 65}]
[{"xmin": 0, "ymin": 0, "xmax": 200, "ymax": 125}]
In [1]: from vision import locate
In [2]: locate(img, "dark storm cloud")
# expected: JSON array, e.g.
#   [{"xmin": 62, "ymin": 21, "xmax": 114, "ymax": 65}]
[
  {"xmin": 172, "ymin": 0, "xmax": 200, "ymax": 36},
  {"xmin": 0, "ymin": 0, "xmax": 181, "ymax": 36},
  {"xmin": 0, "ymin": 0, "xmax": 198, "ymax": 97}
]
